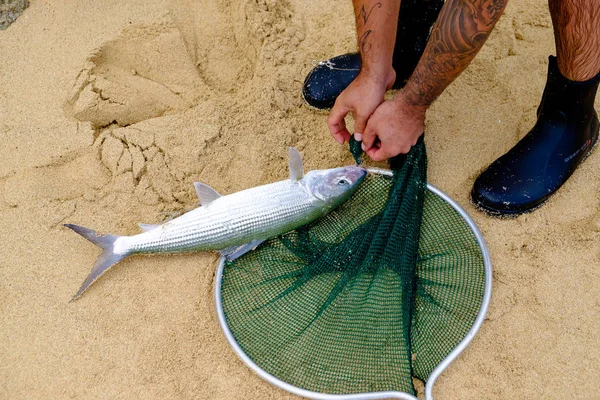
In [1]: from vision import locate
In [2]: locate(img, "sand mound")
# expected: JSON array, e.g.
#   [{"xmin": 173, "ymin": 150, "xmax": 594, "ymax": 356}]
[{"xmin": 171, "ymin": 0, "xmax": 305, "ymax": 92}]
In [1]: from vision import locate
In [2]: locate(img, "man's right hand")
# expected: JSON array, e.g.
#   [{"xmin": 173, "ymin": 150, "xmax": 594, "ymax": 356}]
[{"xmin": 326, "ymin": 69, "xmax": 395, "ymax": 144}]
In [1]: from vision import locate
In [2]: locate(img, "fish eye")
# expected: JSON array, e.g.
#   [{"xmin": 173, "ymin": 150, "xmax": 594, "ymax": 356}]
[{"xmin": 337, "ymin": 178, "xmax": 350, "ymax": 186}]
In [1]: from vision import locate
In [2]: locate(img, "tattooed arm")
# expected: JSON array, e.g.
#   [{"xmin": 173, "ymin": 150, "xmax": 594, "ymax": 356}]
[
  {"xmin": 362, "ymin": 0, "xmax": 508, "ymax": 161},
  {"xmin": 327, "ymin": 0, "xmax": 400, "ymax": 144},
  {"xmin": 353, "ymin": 0, "xmax": 400, "ymax": 79}
]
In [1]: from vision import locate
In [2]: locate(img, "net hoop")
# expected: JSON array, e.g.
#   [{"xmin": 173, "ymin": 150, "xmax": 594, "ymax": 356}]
[{"xmin": 215, "ymin": 169, "xmax": 492, "ymax": 400}]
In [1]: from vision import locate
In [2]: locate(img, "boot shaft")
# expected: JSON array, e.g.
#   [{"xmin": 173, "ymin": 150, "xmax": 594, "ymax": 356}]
[{"xmin": 540, "ymin": 56, "xmax": 600, "ymax": 114}]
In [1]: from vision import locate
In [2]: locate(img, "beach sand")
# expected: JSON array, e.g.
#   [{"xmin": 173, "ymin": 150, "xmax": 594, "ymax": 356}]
[{"xmin": 1, "ymin": 0, "xmax": 599, "ymax": 399}]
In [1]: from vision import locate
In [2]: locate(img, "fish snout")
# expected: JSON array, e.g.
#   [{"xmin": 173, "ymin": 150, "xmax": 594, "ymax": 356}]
[{"xmin": 343, "ymin": 166, "xmax": 368, "ymax": 185}]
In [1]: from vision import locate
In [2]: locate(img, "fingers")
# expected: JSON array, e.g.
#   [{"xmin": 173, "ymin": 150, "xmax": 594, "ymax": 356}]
[
  {"xmin": 361, "ymin": 121, "xmax": 377, "ymax": 152},
  {"xmin": 335, "ymin": 128, "xmax": 352, "ymax": 144},
  {"xmin": 363, "ymin": 119, "xmax": 411, "ymax": 161},
  {"xmin": 366, "ymin": 146, "xmax": 393, "ymax": 162},
  {"xmin": 366, "ymin": 142, "xmax": 412, "ymax": 161},
  {"xmin": 352, "ymin": 113, "xmax": 369, "ymax": 139},
  {"xmin": 327, "ymin": 103, "xmax": 351, "ymax": 144}
]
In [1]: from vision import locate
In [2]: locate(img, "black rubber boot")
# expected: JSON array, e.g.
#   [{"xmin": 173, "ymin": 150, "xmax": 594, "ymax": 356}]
[
  {"xmin": 302, "ymin": 53, "xmax": 362, "ymax": 110},
  {"xmin": 302, "ymin": 0, "xmax": 444, "ymax": 110},
  {"xmin": 471, "ymin": 56, "xmax": 600, "ymax": 216}
]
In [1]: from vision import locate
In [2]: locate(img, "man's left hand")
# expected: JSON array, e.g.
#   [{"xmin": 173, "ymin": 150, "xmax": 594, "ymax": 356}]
[{"xmin": 361, "ymin": 92, "xmax": 427, "ymax": 161}]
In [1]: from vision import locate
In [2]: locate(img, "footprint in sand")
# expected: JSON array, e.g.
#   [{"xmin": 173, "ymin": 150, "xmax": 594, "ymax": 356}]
[
  {"xmin": 65, "ymin": 0, "xmax": 305, "ymax": 130},
  {"xmin": 64, "ymin": 21, "xmax": 205, "ymax": 129}
]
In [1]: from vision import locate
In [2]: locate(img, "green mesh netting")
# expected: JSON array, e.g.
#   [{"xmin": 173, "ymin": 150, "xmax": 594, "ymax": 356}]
[{"xmin": 220, "ymin": 139, "xmax": 485, "ymax": 395}]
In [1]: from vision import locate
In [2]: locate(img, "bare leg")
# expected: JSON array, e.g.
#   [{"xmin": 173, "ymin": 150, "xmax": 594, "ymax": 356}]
[{"xmin": 549, "ymin": 0, "xmax": 600, "ymax": 81}]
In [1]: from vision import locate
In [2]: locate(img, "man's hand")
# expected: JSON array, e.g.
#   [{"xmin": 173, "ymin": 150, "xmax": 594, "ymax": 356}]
[
  {"xmin": 327, "ymin": 69, "xmax": 395, "ymax": 144},
  {"xmin": 361, "ymin": 92, "xmax": 426, "ymax": 161},
  {"xmin": 357, "ymin": 0, "xmax": 507, "ymax": 161}
]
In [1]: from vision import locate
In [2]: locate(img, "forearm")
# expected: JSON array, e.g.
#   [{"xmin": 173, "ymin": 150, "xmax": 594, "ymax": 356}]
[
  {"xmin": 401, "ymin": 0, "xmax": 508, "ymax": 107},
  {"xmin": 353, "ymin": 0, "xmax": 401, "ymax": 80}
]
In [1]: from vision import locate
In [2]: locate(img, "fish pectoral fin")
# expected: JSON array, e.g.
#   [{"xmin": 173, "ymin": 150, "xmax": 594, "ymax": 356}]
[
  {"xmin": 194, "ymin": 182, "xmax": 222, "ymax": 206},
  {"xmin": 288, "ymin": 147, "xmax": 304, "ymax": 182},
  {"xmin": 138, "ymin": 223, "xmax": 161, "ymax": 232},
  {"xmin": 221, "ymin": 239, "xmax": 266, "ymax": 261}
]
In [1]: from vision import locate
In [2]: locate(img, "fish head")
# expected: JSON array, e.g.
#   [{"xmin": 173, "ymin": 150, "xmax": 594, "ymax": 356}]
[{"xmin": 302, "ymin": 166, "xmax": 367, "ymax": 209}]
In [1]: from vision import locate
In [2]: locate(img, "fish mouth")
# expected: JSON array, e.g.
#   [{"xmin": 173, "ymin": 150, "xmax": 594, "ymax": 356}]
[{"xmin": 343, "ymin": 166, "xmax": 368, "ymax": 185}]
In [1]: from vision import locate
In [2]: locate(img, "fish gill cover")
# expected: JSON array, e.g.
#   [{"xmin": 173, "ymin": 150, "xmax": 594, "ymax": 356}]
[{"xmin": 220, "ymin": 138, "xmax": 486, "ymax": 395}]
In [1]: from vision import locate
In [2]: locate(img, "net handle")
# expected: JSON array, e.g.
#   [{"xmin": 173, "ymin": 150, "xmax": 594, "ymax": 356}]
[
  {"xmin": 215, "ymin": 169, "xmax": 493, "ymax": 400},
  {"xmin": 368, "ymin": 169, "xmax": 493, "ymax": 400},
  {"xmin": 421, "ymin": 184, "xmax": 492, "ymax": 400}
]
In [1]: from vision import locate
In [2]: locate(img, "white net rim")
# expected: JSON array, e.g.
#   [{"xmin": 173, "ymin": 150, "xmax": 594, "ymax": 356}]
[{"xmin": 214, "ymin": 170, "xmax": 492, "ymax": 400}]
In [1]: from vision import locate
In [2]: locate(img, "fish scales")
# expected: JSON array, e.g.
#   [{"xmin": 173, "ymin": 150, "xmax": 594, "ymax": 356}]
[{"xmin": 119, "ymin": 180, "xmax": 318, "ymax": 255}]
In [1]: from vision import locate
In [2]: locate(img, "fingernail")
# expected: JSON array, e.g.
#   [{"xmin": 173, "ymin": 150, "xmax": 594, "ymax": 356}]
[
  {"xmin": 354, "ymin": 133, "xmax": 362, "ymax": 142},
  {"xmin": 361, "ymin": 143, "xmax": 366, "ymax": 151},
  {"xmin": 335, "ymin": 136, "xmax": 343, "ymax": 144}
]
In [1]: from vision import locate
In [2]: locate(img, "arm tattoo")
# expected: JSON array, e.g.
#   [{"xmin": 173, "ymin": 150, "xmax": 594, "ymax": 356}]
[
  {"xmin": 403, "ymin": 0, "xmax": 508, "ymax": 107},
  {"xmin": 356, "ymin": 2, "xmax": 382, "ymax": 54},
  {"xmin": 359, "ymin": 3, "xmax": 382, "ymax": 24}
]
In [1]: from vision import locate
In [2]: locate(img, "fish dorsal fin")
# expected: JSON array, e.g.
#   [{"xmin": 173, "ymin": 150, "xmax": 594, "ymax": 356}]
[
  {"xmin": 194, "ymin": 182, "xmax": 222, "ymax": 206},
  {"xmin": 288, "ymin": 147, "xmax": 304, "ymax": 182},
  {"xmin": 138, "ymin": 223, "xmax": 160, "ymax": 232}
]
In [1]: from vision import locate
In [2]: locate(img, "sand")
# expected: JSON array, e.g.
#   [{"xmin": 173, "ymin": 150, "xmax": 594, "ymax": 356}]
[{"xmin": 1, "ymin": 0, "xmax": 598, "ymax": 399}]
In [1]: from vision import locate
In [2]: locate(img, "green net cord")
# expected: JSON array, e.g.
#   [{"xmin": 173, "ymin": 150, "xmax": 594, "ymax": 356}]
[{"xmin": 349, "ymin": 136, "xmax": 363, "ymax": 165}]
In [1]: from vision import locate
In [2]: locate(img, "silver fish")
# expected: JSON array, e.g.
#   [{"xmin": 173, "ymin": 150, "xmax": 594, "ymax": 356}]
[{"xmin": 65, "ymin": 148, "xmax": 367, "ymax": 301}]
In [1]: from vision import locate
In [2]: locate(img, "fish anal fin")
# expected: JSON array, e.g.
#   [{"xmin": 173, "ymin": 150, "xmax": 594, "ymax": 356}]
[
  {"xmin": 194, "ymin": 182, "xmax": 221, "ymax": 206},
  {"xmin": 221, "ymin": 239, "xmax": 265, "ymax": 261}
]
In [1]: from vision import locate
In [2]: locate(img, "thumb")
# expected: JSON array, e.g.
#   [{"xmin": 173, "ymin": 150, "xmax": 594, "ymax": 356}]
[
  {"xmin": 361, "ymin": 119, "xmax": 378, "ymax": 151},
  {"xmin": 352, "ymin": 112, "xmax": 369, "ymax": 138}
]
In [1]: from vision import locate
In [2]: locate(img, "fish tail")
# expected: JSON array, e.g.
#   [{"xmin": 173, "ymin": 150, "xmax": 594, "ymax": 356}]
[{"xmin": 64, "ymin": 224, "xmax": 128, "ymax": 302}]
